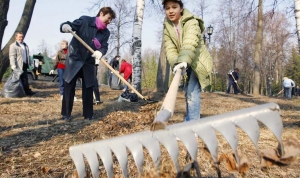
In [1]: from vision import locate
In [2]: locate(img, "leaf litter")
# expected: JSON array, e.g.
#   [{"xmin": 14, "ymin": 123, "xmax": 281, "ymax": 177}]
[{"xmin": 0, "ymin": 82, "xmax": 299, "ymax": 177}]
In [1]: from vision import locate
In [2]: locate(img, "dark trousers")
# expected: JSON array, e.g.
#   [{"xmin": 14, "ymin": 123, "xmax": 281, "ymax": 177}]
[
  {"xmin": 93, "ymin": 66, "xmax": 101, "ymax": 101},
  {"xmin": 61, "ymin": 69, "xmax": 93, "ymax": 118},
  {"xmin": 20, "ymin": 63, "xmax": 32, "ymax": 94},
  {"xmin": 227, "ymin": 79, "xmax": 238, "ymax": 94}
]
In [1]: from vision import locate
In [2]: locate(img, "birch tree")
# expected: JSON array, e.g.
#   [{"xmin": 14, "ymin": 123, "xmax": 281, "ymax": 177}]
[
  {"xmin": 131, "ymin": 0, "xmax": 145, "ymax": 92},
  {"xmin": 0, "ymin": 0, "xmax": 36, "ymax": 82},
  {"xmin": 295, "ymin": 0, "xmax": 300, "ymax": 51},
  {"xmin": 253, "ymin": 0, "xmax": 263, "ymax": 95}
]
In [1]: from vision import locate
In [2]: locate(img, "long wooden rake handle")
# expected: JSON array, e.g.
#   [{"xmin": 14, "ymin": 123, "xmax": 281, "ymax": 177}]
[
  {"xmin": 230, "ymin": 73, "xmax": 243, "ymax": 92},
  {"xmin": 70, "ymin": 31, "xmax": 145, "ymax": 100},
  {"xmin": 151, "ymin": 68, "xmax": 182, "ymax": 127}
]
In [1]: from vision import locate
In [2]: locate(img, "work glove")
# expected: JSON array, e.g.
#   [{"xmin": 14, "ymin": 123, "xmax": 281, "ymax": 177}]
[
  {"xmin": 49, "ymin": 70, "xmax": 54, "ymax": 75},
  {"xmin": 62, "ymin": 24, "xmax": 72, "ymax": 33},
  {"xmin": 173, "ymin": 62, "xmax": 187, "ymax": 74},
  {"xmin": 92, "ymin": 51, "xmax": 102, "ymax": 65}
]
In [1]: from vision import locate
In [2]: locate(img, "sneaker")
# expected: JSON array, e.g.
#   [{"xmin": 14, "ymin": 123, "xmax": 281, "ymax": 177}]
[{"xmin": 94, "ymin": 101, "xmax": 103, "ymax": 105}]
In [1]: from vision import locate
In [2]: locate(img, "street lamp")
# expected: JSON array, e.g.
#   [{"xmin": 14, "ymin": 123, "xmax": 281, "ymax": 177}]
[{"xmin": 203, "ymin": 25, "xmax": 214, "ymax": 43}]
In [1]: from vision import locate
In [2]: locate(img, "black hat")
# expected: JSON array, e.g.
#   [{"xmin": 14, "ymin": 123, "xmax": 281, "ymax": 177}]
[{"xmin": 162, "ymin": 0, "xmax": 182, "ymax": 5}]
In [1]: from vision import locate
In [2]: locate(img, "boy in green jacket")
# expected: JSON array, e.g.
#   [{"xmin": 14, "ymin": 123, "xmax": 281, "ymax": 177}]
[{"xmin": 162, "ymin": 0, "xmax": 213, "ymax": 121}]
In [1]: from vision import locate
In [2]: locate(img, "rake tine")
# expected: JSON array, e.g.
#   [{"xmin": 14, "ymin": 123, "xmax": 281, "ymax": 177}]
[
  {"xmin": 169, "ymin": 121, "xmax": 219, "ymax": 165},
  {"xmin": 174, "ymin": 130, "xmax": 198, "ymax": 161},
  {"xmin": 94, "ymin": 146, "xmax": 114, "ymax": 178},
  {"xmin": 139, "ymin": 136, "xmax": 161, "ymax": 171},
  {"xmin": 153, "ymin": 130, "xmax": 181, "ymax": 172},
  {"xmin": 69, "ymin": 147, "xmax": 86, "ymax": 178},
  {"xmin": 81, "ymin": 147, "xmax": 99, "ymax": 178},
  {"xmin": 125, "ymin": 140, "xmax": 144, "ymax": 174},
  {"xmin": 254, "ymin": 106, "xmax": 283, "ymax": 155},
  {"xmin": 211, "ymin": 120, "xmax": 239, "ymax": 164},
  {"xmin": 109, "ymin": 143, "xmax": 129, "ymax": 177}
]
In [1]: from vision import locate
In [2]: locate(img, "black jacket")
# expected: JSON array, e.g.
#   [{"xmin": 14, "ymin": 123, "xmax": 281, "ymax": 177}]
[
  {"xmin": 60, "ymin": 16, "xmax": 110, "ymax": 88},
  {"xmin": 228, "ymin": 71, "xmax": 239, "ymax": 81},
  {"xmin": 110, "ymin": 57, "xmax": 119, "ymax": 70}
]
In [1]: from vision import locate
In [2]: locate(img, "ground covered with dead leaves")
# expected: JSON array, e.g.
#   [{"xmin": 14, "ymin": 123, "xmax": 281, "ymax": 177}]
[{"xmin": 0, "ymin": 81, "xmax": 300, "ymax": 178}]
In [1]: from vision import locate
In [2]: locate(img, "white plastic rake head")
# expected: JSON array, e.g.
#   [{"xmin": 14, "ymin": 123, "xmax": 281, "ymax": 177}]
[{"xmin": 69, "ymin": 102, "xmax": 283, "ymax": 178}]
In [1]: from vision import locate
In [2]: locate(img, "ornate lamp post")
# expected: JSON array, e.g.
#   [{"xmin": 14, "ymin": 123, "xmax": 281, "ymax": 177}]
[{"xmin": 204, "ymin": 25, "xmax": 214, "ymax": 43}]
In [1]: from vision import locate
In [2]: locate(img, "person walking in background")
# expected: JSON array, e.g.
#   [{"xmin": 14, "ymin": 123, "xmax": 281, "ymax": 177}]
[
  {"xmin": 9, "ymin": 31, "xmax": 37, "ymax": 96},
  {"xmin": 119, "ymin": 59, "xmax": 132, "ymax": 91},
  {"xmin": 110, "ymin": 55, "xmax": 120, "ymax": 70},
  {"xmin": 49, "ymin": 40, "xmax": 80, "ymax": 101},
  {"xmin": 107, "ymin": 55, "xmax": 120, "ymax": 88},
  {"xmin": 162, "ymin": 0, "xmax": 213, "ymax": 121},
  {"xmin": 226, "ymin": 68, "xmax": 239, "ymax": 94},
  {"xmin": 49, "ymin": 40, "xmax": 68, "ymax": 100},
  {"xmin": 282, "ymin": 77, "xmax": 295, "ymax": 99},
  {"xmin": 59, "ymin": 7, "xmax": 115, "ymax": 121}
]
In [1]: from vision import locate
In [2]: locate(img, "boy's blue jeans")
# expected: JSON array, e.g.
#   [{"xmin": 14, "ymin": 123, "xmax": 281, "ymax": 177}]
[{"xmin": 184, "ymin": 70, "xmax": 201, "ymax": 122}]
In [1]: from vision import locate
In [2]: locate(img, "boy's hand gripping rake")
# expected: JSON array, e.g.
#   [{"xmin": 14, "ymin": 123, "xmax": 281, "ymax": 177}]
[{"xmin": 69, "ymin": 102, "xmax": 284, "ymax": 178}]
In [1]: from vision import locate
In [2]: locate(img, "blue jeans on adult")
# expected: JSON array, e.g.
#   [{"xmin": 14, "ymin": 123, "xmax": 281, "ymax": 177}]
[
  {"xmin": 184, "ymin": 70, "xmax": 201, "ymax": 122},
  {"xmin": 57, "ymin": 68, "xmax": 64, "ymax": 95},
  {"xmin": 227, "ymin": 79, "xmax": 238, "ymax": 94},
  {"xmin": 123, "ymin": 75, "xmax": 132, "ymax": 91},
  {"xmin": 284, "ymin": 87, "xmax": 292, "ymax": 98}
]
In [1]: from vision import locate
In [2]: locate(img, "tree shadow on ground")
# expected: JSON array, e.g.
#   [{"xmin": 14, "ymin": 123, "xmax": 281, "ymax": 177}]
[{"xmin": 0, "ymin": 93, "xmax": 144, "ymax": 154}]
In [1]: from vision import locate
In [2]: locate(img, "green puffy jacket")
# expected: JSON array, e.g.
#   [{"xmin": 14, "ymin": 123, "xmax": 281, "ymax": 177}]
[{"xmin": 163, "ymin": 9, "xmax": 213, "ymax": 89}]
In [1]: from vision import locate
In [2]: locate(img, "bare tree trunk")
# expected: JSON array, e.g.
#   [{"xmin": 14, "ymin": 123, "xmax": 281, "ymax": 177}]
[
  {"xmin": 117, "ymin": 14, "xmax": 121, "ymax": 56},
  {"xmin": 131, "ymin": 0, "xmax": 145, "ymax": 93},
  {"xmin": 295, "ymin": 0, "xmax": 300, "ymax": 51},
  {"xmin": 156, "ymin": 31, "xmax": 170, "ymax": 93},
  {"xmin": 0, "ymin": 0, "xmax": 9, "ymax": 49},
  {"xmin": 253, "ymin": 0, "xmax": 263, "ymax": 95},
  {"xmin": 0, "ymin": 0, "xmax": 36, "ymax": 82}
]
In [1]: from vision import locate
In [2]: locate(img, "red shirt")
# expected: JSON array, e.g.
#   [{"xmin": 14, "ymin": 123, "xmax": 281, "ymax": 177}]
[
  {"xmin": 57, "ymin": 49, "xmax": 67, "ymax": 69},
  {"xmin": 119, "ymin": 61, "xmax": 132, "ymax": 80}
]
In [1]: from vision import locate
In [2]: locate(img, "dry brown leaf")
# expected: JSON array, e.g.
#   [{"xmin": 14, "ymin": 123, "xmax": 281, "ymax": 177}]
[
  {"xmin": 260, "ymin": 148, "xmax": 278, "ymax": 168},
  {"xmin": 33, "ymin": 152, "xmax": 41, "ymax": 158},
  {"xmin": 219, "ymin": 152, "xmax": 249, "ymax": 174},
  {"xmin": 70, "ymin": 170, "xmax": 79, "ymax": 178},
  {"xmin": 219, "ymin": 153, "xmax": 237, "ymax": 171},
  {"xmin": 261, "ymin": 135, "xmax": 300, "ymax": 168},
  {"xmin": 278, "ymin": 135, "xmax": 300, "ymax": 159},
  {"xmin": 41, "ymin": 167, "xmax": 51, "ymax": 174},
  {"xmin": 150, "ymin": 122, "xmax": 166, "ymax": 131}
]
